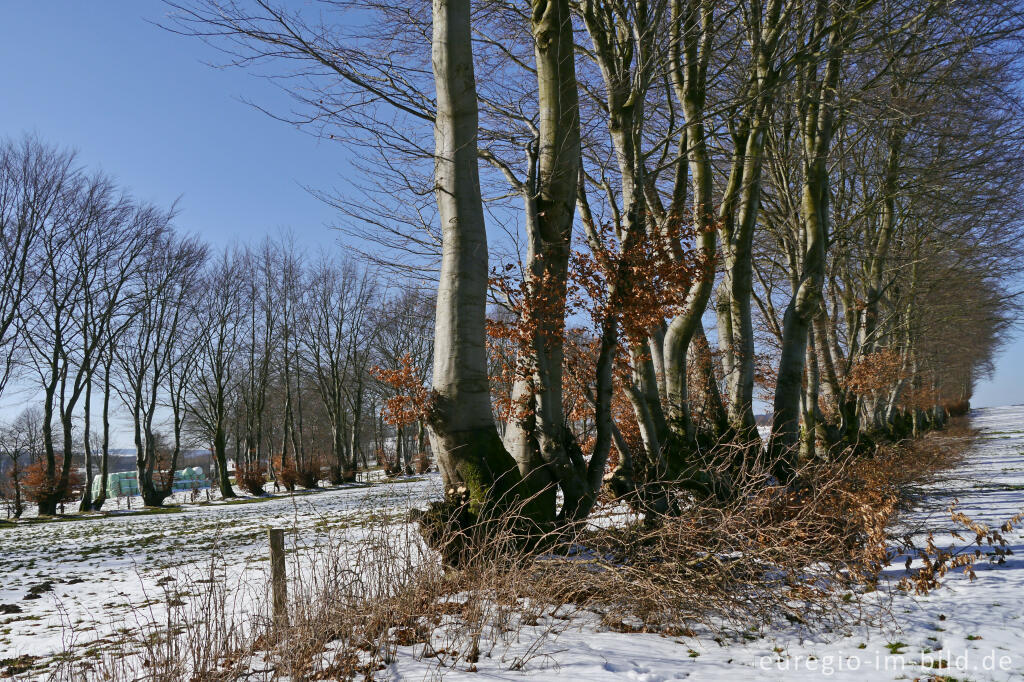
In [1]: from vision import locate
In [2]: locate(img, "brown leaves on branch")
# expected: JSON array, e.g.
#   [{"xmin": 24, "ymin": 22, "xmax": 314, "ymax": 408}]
[
  {"xmin": 899, "ymin": 502, "xmax": 1023, "ymax": 595},
  {"xmin": 570, "ymin": 221, "xmax": 706, "ymax": 343},
  {"xmin": 843, "ymin": 349, "xmax": 905, "ymax": 396},
  {"xmin": 21, "ymin": 459, "xmax": 82, "ymax": 506},
  {"xmin": 484, "ymin": 219, "xmax": 710, "ymax": 430},
  {"xmin": 371, "ymin": 354, "xmax": 429, "ymax": 427}
]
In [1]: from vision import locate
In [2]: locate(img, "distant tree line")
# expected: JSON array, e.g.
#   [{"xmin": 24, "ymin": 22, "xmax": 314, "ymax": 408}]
[{"xmin": 0, "ymin": 137, "xmax": 435, "ymax": 517}]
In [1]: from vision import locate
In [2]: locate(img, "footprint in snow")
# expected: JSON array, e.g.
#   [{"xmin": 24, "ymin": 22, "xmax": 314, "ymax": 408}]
[{"xmin": 603, "ymin": 661, "xmax": 680, "ymax": 681}]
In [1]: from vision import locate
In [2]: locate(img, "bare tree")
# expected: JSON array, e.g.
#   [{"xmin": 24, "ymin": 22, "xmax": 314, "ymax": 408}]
[
  {"xmin": 0, "ymin": 407, "xmax": 44, "ymax": 519},
  {"xmin": 0, "ymin": 138, "xmax": 75, "ymax": 402},
  {"xmin": 116, "ymin": 234, "xmax": 207, "ymax": 506},
  {"xmin": 18, "ymin": 163, "xmax": 159, "ymax": 514},
  {"xmin": 373, "ymin": 288, "xmax": 435, "ymax": 473},
  {"xmin": 300, "ymin": 256, "xmax": 378, "ymax": 482},
  {"xmin": 188, "ymin": 249, "xmax": 243, "ymax": 499}
]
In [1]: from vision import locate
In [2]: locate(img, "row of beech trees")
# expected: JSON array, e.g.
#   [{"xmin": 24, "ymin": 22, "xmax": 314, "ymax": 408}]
[
  {"xmin": 167, "ymin": 0, "xmax": 1024, "ymax": 541},
  {"xmin": 0, "ymin": 137, "xmax": 436, "ymax": 516},
  {"xmin": 5, "ymin": 0, "xmax": 1022, "ymax": 535}
]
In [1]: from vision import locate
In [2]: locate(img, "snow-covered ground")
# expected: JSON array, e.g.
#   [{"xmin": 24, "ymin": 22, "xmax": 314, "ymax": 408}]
[
  {"xmin": 0, "ymin": 473, "xmax": 442, "ymax": 669},
  {"xmin": 387, "ymin": 406, "xmax": 1024, "ymax": 681},
  {"xmin": 2, "ymin": 406, "xmax": 1024, "ymax": 680}
]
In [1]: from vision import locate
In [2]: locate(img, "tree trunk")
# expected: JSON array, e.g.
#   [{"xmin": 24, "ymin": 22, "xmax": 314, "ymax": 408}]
[
  {"xmin": 349, "ymin": 383, "xmax": 363, "ymax": 479},
  {"xmin": 214, "ymin": 424, "xmax": 234, "ymax": 498},
  {"xmin": 687, "ymin": 322, "xmax": 728, "ymax": 438},
  {"xmin": 768, "ymin": 9, "xmax": 847, "ymax": 479},
  {"xmin": 79, "ymin": 374, "xmax": 94, "ymax": 512},
  {"xmin": 38, "ymin": 358, "xmax": 61, "ymax": 516},
  {"xmin": 502, "ymin": 0, "xmax": 589, "ymax": 522},
  {"xmin": 93, "ymin": 357, "xmax": 112, "ymax": 510},
  {"xmin": 424, "ymin": 0, "xmax": 550, "ymax": 551}
]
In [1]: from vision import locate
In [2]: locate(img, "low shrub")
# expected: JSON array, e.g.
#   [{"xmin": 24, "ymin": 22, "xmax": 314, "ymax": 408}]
[
  {"xmin": 295, "ymin": 464, "xmax": 319, "ymax": 489},
  {"xmin": 272, "ymin": 454, "xmax": 298, "ymax": 491},
  {"xmin": 22, "ymin": 458, "xmax": 83, "ymax": 507},
  {"xmin": 235, "ymin": 460, "xmax": 268, "ymax": 496}
]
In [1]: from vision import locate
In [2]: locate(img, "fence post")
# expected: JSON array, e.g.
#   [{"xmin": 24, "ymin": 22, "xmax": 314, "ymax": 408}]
[{"xmin": 268, "ymin": 528, "xmax": 287, "ymax": 625}]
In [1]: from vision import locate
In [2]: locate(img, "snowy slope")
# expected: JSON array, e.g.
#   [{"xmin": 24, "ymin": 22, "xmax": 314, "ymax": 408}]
[{"xmin": 385, "ymin": 406, "xmax": 1024, "ymax": 681}]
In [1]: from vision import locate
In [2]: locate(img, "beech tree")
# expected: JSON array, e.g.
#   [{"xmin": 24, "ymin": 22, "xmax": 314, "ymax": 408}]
[
  {"xmin": 300, "ymin": 256, "xmax": 379, "ymax": 482},
  {"xmin": 188, "ymin": 249, "xmax": 243, "ymax": 499},
  {"xmin": 115, "ymin": 234, "xmax": 206, "ymax": 507}
]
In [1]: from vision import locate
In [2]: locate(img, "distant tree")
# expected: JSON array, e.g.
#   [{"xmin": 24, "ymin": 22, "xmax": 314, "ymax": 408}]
[
  {"xmin": 115, "ymin": 234, "xmax": 207, "ymax": 507},
  {"xmin": 188, "ymin": 249, "xmax": 243, "ymax": 499},
  {"xmin": 0, "ymin": 407, "xmax": 44, "ymax": 518},
  {"xmin": 372, "ymin": 289, "xmax": 434, "ymax": 475},
  {"xmin": 300, "ymin": 256, "xmax": 379, "ymax": 483}
]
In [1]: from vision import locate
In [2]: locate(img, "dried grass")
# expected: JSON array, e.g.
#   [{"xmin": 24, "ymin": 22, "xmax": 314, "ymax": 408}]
[{"xmin": 36, "ymin": 422, "xmax": 982, "ymax": 681}]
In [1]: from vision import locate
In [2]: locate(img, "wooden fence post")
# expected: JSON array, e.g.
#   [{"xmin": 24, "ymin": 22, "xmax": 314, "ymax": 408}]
[{"xmin": 268, "ymin": 528, "xmax": 287, "ymax": 625}]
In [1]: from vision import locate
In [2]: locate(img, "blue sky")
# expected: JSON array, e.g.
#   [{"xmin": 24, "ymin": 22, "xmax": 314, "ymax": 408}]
[
  {"xmin": 1, "ymin": 1, "xmax": 345, "ymax": 251},
  {"xmin": 1, "ymin": 0, "xmax": 1021, "ymax": 412},
  {"xmin": 975, "ymin": 341, "xmax": 1024, "ymax": 408}
]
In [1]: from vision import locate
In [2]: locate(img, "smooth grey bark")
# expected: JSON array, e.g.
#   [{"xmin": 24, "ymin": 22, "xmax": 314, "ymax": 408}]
[
  {"xmin": 713, "ymin": 0, "xmax": 789, "ymax": 440},
  {"xmin": 662, "ymin": 0, "xmax": 718, "ymax": 445},
  {"xmin": 769, "ymin": 1, "xmax": 863, "ymax": 479},
  {"xmin": 498, "ymin": 0, "xmax": 601, "ymax": 522},
  {"xmin": 426, "ymin": 0, "xmax": 548, "ymax": 525},
  {"xmin": 574, "ymin": 0, "xmax": 658, "ymax": 498}
]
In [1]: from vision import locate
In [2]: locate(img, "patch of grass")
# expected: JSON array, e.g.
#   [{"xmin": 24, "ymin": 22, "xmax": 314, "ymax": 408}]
[
  {"xmin": 886, "ymin": 641, "xmax": 908, "ymax": 655},
  {"xmin": 922, "ymin": 659, "xmax": 950, "ymax": 669},
  {"xmin": 1, "ymin": 654, "xmax": 40, "ymax": 676},
  {"xmin": 1, "ymin": 506, "xmax": 184, "ymax": 527}
]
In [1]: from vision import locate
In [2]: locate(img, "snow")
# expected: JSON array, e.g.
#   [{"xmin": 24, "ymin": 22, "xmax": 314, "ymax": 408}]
[
  {"xmin": 0, "ymin": 473, "xmax": 442, "ymax": 669},
  {"xmin": 385, "ymin": 406, "xmax": 1024, "ymax": 681},
  {"xmin": 2, "ymin": 406, "xmax": 1024, "ymax": 680}
]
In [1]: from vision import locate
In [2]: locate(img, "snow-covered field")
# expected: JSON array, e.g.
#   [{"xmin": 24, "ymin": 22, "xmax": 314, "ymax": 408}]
[
  {"xmin": 2, "ymin": 405, "xmax": 1024, "ymax": 680},
  {"xmin": 0, "ymin": 473, "xmax": 442, "ymax": 670}
]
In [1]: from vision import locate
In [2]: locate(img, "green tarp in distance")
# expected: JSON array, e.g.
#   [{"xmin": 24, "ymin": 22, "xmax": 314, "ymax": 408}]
[{"xmin": 91, "ymin": 467, "xmax": 210, "ymax": 498}]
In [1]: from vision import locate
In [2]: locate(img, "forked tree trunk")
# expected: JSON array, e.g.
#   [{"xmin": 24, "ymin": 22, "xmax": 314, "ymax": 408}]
[
  {"xmin": 768, "ymin": 5, "xmax": 852, "ymax": 480},
  {"xmin": 502, "ymin": 0, "xmax": 593, "ymax": 521},
  {"xmin": 424, "ymin": 0, "xmax": 550, "ymax": 543}
]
